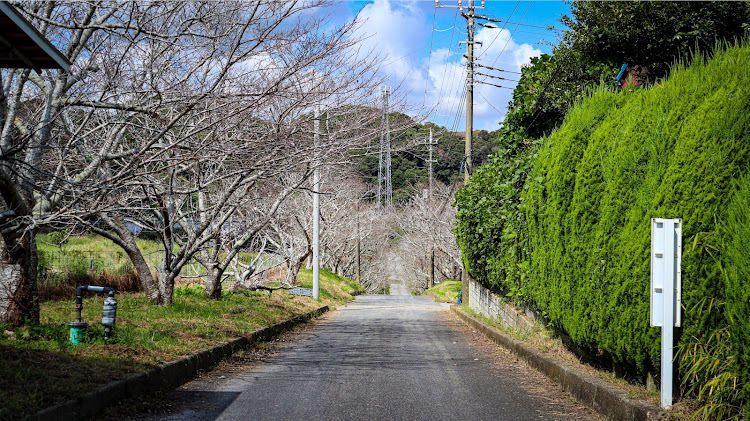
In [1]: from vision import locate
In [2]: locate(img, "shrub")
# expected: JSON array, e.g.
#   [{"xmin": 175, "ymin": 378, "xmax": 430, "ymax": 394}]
[
  {"xmin": 457, "ymin": 41, "xmax": 750, "ymax": 388},
  {"xmin": 523, "ymin": 43, "xmax": 750, "ymax": 373},
  {"xmin": 723, "ymin": 175, "xmax": 750, "ymax": 412}
]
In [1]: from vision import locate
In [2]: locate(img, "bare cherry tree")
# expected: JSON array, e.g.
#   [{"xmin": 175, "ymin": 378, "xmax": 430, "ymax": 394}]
[
  {"xmin": 396, "ymin": 182, "xmax": 462, "ymax": 291},
  {"xmin": 0, "ymin": 0, "xmax": 388, "ymax": 322}
]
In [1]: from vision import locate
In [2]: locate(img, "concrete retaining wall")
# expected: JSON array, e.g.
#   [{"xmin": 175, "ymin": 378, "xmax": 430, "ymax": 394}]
[
  {"xmin": 467, "ymin": 278, "xmax": 537, "ymax": 332},
  {"xmin": 28, "ymin": 306, "xmax": 329, "ymax": 421}
]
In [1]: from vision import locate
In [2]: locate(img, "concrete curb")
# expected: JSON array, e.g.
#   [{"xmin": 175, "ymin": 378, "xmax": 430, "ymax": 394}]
[
  {"xmin": 451, "ymin": 306, "xmax": 665, "ymax": 421},
  {"xmin": 29, "ymin": 305, "xmax": 329, "ymax": 421}
]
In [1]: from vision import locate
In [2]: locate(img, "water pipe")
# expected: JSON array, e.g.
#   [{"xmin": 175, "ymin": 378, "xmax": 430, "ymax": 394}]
[
  {"xmin": 615, "ymin": 63, "xmax": 629, "ymax": 87},
  {"xmin": 70, "ymin": 285, "xmax": 118, "ymax": 344}
]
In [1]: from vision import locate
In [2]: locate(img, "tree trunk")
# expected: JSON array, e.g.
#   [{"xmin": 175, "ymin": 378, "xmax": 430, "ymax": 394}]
[
  {"xmin": 158, "ymin": 270, "xmax": 176, "ymax": 306},
  {"xmin": 0, "ymin": 229, "xmax": 39, "ymax": 326},
  {"xmin": 125, "ymin": 244, "xmax": 161, "ymax": 303},
  {"xmin": 95, "ymin": 213, "xmax": 161, "ymax": 304},
  {"xmin": 286, "ymin": 258, "xmax": 303, "ymax": 285},
  {"xmin": 204, "ymin": 264, "xmax": 224, "ymax": 299}
]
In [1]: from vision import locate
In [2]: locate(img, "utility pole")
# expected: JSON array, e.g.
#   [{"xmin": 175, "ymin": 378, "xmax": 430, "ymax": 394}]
[
  {"xmin": 428, "ymin": 128, "xmax": 436, "ymax": 289},
  {"xmin": 312, "ymin": 103, "xmax": 320, "ymax": 300},
  {"xmin": 464, "ymin": 0, "xmax": 475, "ymax": 185},
  {"xmin": 356, "ymin": 202, "xmax": 361, "ymax": 284},
  {"xmin": 377, "ymin": 85, "xmax": 392, "ymax": 209},
  {"xmin": 437, "ymin": 0, "xmax": 484, "ymax": 306},
  {"xmin": 428, "ymin": 128, "xmax": 434, "ymax": 203}
]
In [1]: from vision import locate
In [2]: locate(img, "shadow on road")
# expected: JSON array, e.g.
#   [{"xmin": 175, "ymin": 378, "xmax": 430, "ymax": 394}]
[{"xmin": 154, "ymin": 391, "xmax": 241, "ymax": 421}]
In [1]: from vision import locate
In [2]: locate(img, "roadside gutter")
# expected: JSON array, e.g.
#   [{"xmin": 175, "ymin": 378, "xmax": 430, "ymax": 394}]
[{"xmin": 451, "ymin": 306, "xmax": 665, "ymax": 421}]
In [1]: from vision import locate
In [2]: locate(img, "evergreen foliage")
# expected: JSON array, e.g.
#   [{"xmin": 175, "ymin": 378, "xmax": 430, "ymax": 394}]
[
  {"xmin": 354, "ymin": 123, "xmax": 498, "ymax": 203},
  {"xmin": 723, "ymin": 175, "xmax": 750, "ymax": 410},
  {"xmin": 501, "ymin": 1, "xmax": 750, "ymax": 144},
  {"xmin": 525, "ymin": 43, "xmax": 750, "ymax": 372},
  {"xmin": 456, "ymin": 40, "xmax": 750, "ymax": 393}
]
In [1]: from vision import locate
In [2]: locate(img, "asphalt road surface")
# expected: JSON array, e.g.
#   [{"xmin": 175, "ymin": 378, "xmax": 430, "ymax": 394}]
[{"xmin": 133, "ymin": 295, "xmax": 599, "ymax": 421}]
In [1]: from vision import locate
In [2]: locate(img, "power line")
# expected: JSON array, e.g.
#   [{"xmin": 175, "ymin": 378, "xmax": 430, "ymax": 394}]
[
  {"xmin": 475, "ymin": 71, "xmax": 518, "ymax": 82},
  {"xmin": 435, "ymin": 10, "xmax": 461, "ymax": 128},
  {"xmin": 424, "ymin": 5, "xmax": 439, "ymax": 107},
  {"xmin": 384, "ymin": 32, "xmax": 455, "ymax": 67},
  {"xmin": 486, "ymin": 2, "xmax": 533, "ymax": 69},
  {"xmin": 476, "ymin": 1, "xmax": 521, "ymax": 59},
  {"xmin": 478, "ymin": 90, "xmax": 507, "ymax": 115},
  {"xmin": 474, "ymin": 62, "xmax": 521, "ymax": 75},
  {"xmin": 475, "ymin": 80, "xmax": 514, "ymax": 90},
  {"xmin": 473, "ymin": 13, "xmax": 562, "ymax": 32}
]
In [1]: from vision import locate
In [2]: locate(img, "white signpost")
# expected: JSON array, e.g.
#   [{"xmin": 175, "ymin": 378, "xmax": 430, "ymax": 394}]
[{"xmin": 650, "ymin": 218, "xmax": 682, "ymax": 409}]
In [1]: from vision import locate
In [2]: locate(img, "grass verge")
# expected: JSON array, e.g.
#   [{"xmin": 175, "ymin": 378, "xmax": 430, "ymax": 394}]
[
  {"xmin": 0, "ymin": 268, "xmax": 364, "ymax": 420},
  {"xmin": 423, "ymin": 280, "xmax": 461, "ymax": 303}
]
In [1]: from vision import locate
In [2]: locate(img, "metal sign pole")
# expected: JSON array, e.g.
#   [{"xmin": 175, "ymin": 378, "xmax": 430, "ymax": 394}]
[{"xmin": 650, "ymin": 218, "xmax": 682, "ymax": 409}]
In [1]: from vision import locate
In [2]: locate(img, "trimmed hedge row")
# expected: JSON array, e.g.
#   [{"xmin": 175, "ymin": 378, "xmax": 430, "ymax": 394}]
[
  {"xmin": 456, "ymin": 42, "xmax": 750, "ymax": 385},
  {"xmin": 723, "ymin": 175, "xmax": 750, "ymax": 407}
]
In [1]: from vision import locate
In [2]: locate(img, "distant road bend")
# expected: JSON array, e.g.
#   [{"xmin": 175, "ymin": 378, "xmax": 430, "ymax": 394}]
[{"xmin": 142, "ymin": 294, "xmax": 599, "ymax": 421}]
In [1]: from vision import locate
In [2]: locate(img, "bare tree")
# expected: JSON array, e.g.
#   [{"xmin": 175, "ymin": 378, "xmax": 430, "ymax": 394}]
[
  {"xmin": 0, "ymin": 0, "xmax": 392, "ymax": 322},
  {"xmin": 396, "ymin": 182, "xmax": 462, "ymax": 291}
]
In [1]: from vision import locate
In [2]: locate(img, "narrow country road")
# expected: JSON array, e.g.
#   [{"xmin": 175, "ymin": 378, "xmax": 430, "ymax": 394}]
[{"xmin": 132, "ymin": 295, "xmax": 599, "ymax": 421}]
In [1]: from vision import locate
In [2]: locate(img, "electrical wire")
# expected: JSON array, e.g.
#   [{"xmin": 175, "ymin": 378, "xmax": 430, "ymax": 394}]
[
  {"xmin": 487, "ymin": 2, "xmax": 532, "ymax": 69},
  {"xmin": 435, "ymin": 10, "xmax": 461, "ymax": 127},
  {"xmin": 424, "ymin": 5, "xmax": 439, "ymax": 107},
  {"xmin": 476, "ymin": 1, "xmax": 520, "ymax": 60},
  {"xmin": 384, "ymin": 32, "xmax": 455, "ymax": 68},
  {"xmin": 478, "ymin": 90, "xmax": 507, "ymax": 115}
]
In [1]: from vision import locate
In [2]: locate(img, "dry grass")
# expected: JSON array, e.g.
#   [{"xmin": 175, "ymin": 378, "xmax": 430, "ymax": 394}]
[
  {"xmin": 39, "ymin": 272, "xmax": 142, "ymax": 301},
  {"xmin": 460, "ymin": 307, "xmax": 668, "ymax": 410}
]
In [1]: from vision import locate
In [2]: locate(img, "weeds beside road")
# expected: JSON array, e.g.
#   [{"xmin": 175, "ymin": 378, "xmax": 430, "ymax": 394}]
[
  {"xmin": 0, "ymin": 269, "xmax": 363, "ymax": 420},
  {"xmin": 423, "ymin": 280, "xmax": 461, "ymax": 303}
]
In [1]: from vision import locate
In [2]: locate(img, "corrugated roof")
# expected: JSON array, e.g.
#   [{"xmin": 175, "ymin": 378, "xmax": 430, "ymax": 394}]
[{"xmin": 0, "ymin": 2, "xmax": 70, "ymax": 71}]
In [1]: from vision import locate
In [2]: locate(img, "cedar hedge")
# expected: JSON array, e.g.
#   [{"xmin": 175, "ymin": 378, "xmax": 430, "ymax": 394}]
[{"xmin": 455, "ymin": 42, "xmax": 750, "ymax": 402}]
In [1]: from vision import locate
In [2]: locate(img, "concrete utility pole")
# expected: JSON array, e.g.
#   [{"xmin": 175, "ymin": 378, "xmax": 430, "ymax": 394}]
[
  {"xmin": 438, "ymin": 0, "xmax": 483, "ymax": 306},
  {"xmin": 464, "ymin": 0, "xmax": 475, "ymax": 185},
  {"xmin": 356, "ymin": 203, "xmax": 361, "ymax": 284},
  {"xmin": 313, "ymin": 104, "xmax": 320, "ymax": 300},
  {"xmin": 428, "ymin": 128, "xmax": 436, "ymax": 289}
]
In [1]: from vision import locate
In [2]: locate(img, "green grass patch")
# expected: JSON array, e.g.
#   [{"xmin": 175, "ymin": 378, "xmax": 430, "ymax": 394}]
[
  {"xmin": 0, "ymin": 270, "xmax": 361, "ymax": 420},
  {"xmin": 36, "ymin": 233, "xmax": 259, "ymax": 285},
  {"xmin": 423, "ymin": 280, "xmax": 461, "ymax": 303}
]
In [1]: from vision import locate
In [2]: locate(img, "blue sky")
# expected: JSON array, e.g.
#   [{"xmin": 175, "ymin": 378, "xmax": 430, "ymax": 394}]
[{"xmin": 330, "ymin": 1, "xmax": 571, "ymax": 130}]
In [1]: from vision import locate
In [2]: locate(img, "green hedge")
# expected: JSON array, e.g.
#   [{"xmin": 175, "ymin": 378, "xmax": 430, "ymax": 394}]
[
  {"xmin": 723, "ymin": 176, "xmax": 750, "ymax": 407},
  {"xmin": 456, "ymin": 42, "xmax": 750, "ymax": 378},
  {"xmin": 454, "ymin": 145, "xmax": 535, "ymax": 296}
]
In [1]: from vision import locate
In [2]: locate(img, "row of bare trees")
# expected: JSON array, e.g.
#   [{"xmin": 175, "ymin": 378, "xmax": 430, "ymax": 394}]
[
  {"xmin": 397, "ymin": 183, "xmax": 463, "ymax": 291},
  {"xmin": 0, "ymin": 1, "xmax": 408, "ymax": 325}
]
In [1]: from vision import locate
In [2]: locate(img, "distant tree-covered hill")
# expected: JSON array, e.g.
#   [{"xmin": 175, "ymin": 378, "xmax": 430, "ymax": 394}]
[{"xmin": 353, "ymin": 119, "xmax": 499, "ymax": 203}]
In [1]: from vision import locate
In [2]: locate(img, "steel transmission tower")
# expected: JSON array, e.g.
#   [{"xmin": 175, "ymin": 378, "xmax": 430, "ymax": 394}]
[{"xmin": 377, "ymin": 86, "xmax": 392, "ymax": 208}]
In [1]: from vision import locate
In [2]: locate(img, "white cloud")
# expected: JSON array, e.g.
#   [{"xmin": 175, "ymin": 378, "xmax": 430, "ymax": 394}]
[
  {"xmin": 350, "ymin": 1, "xmax": 543, "ymax": 130},
  {"xmin": 354, "ymin": 0, "xmax": 429, "ymax": 91}
]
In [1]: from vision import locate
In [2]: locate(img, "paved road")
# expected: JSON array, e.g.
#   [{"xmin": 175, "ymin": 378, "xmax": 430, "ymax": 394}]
[
  {"xmin": 139, "ymin": 295, "xmax": 598, "ymax": 421},
  {"xmin": 389, "ymin": 282, "xmax": 410, "ymax": 296}
]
